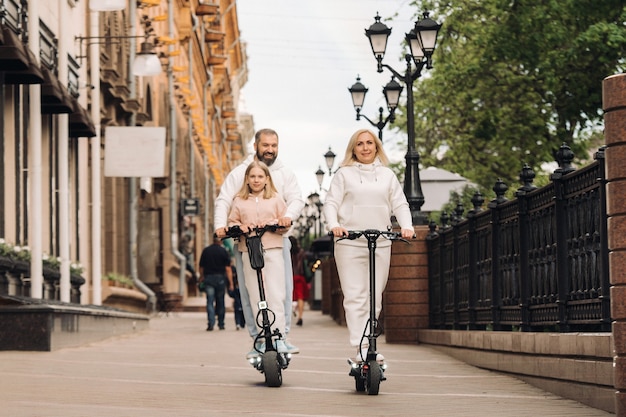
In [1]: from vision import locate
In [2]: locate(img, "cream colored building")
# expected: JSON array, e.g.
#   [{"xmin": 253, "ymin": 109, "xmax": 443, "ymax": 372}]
[{"xmin": 0, "ymin": 0, "xmax": 249, "ymax": 313}]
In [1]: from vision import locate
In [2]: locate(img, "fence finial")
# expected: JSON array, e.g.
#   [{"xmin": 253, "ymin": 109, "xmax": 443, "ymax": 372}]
[
  {"xmin": 554, "ymin": 142, "xmax": 575, "ymax": 174},
  {"xmin": 489, "ymin": 178, "xmax": 508, "ymax": 208},
  {"xmin": 518, "ymin": 163, "xmax": 537, "ymax": 193}
]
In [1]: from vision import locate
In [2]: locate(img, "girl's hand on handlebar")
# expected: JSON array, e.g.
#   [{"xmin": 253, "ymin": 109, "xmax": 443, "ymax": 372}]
[
  {"xmin": 401, "ymin": 228, "xmax": 415, "ymax": 239},
  {"xmin": 331, "ymin": 226, "xmax": 348, "ymax": 237},
  {"xmin": 215, "ymin": 227, "xmax": 227, "ymax": 238}
]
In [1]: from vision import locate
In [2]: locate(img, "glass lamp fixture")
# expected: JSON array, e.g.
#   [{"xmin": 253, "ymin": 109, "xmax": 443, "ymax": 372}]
[
  {"xmin": 315, "ymin": 166, "xmax": 325, "ymax": 189},
  {"xmin": 365, "ymin": 13, "xmax": 391, "ymax": 63},
  {"xmin": 324, "ymin": 147, "xmax": 336, "ymax": 176},
  {"xmin": 132, "ymin": 41, "xmax": 162, "ymax": 76},
  {"xmin": 382, "ymin": 77, "xmax": 402, "ymax": 112},
  {"xmin": 309, "ymin": 192, "xmax": 321, "ymax": 206},
  {"xmin": 348, "ymin": 76, "xmax": 368, "ymax": 115},
  {"xmin": 89, "ymin": 0, "xmax": 126, "ymax": 11},
  {"xmin": 414, "ymin": 12, "xmax": 442, "ymax": 68},
  {"xmin": 405, "ymin": 28, "xmax": 425, "ymax": 67}
]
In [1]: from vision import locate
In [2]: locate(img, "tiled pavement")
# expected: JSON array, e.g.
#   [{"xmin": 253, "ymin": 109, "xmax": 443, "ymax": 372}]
[{"xmin": 0, "ymin": 309, "xmax": 613, "ymax": 416}]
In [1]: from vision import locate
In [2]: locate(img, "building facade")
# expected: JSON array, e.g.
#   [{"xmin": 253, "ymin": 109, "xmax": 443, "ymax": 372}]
[{"xmin": 0, "ymin": 0, "xmax": 249, "ymax": 311}]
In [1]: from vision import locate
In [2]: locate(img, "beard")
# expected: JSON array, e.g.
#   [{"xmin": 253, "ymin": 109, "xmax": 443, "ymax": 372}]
[{"xmin": 257, "ymin": 150, "xmax": 277, "ymax": 166}]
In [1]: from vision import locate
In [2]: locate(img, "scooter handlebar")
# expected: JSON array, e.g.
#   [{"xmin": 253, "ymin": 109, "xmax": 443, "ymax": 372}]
[
  {"xmin": 332, "ymin": 229, "xmax": 411, "ymax": 244},
  {"xmin": 224, "ymin": 223, "xmax": 290, "ymax": 240}
]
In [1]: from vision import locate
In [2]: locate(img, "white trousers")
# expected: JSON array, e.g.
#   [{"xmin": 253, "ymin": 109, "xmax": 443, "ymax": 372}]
[
  {"xmin": 241, "ymin": 247, "xmax": 286, "ymax": 337},
  {"xmin": 334, "ymin": 243, "xmax": 391, "ymax": 347}
]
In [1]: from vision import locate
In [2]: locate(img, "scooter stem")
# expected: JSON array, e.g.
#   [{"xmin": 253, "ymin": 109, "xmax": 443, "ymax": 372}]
[{"xmin": 368, "ymin": 234, "xmax": 377, "ymax": 352}]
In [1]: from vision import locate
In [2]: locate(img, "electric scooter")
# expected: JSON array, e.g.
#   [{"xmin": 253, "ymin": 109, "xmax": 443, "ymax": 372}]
[
  {"xmin": 335, "ymin": 228, "xmax": 409, "ymax": 395},
  {"xmin": 225, "ymin": 224, "xmax": 291, "ymax": 388}
]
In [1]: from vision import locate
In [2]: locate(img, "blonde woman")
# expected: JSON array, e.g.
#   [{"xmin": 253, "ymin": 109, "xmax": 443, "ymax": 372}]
[{"xmin": 324, "ymin": 129, "xmax": 414, "ymax": 363}]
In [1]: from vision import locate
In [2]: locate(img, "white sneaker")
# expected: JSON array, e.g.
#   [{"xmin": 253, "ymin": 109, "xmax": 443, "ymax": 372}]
[
  {"xmin": 275, "ymin": 339, "xmax": 288, "ymax": 353},
  {"xmin": 246, "ymin": 341, "xmax": 265, "ymax": 359},
  {"xmin": 283, "ymin": 340, "xmax": 300, "ymax": 354}
]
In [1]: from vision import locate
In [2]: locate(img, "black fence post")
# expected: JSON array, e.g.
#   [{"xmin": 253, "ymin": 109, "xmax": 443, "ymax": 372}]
[
  {"xmin": 467, "ymin": 191, "xmax": 484, "ymax": 330},
  {"xmin": 551, "ymin": 143, "xmax": 576, "ymax": 332},
  {"xmin": 488, "ymin": 179, "xmax": 508, "ymax": 331},
  {"xmin": 516, "ymin": 164, "xmax": 537, "ymax": 332},
  {"xmin": 451, "ymin": 202, "xmax": 465, "ymax": 329},
  {"xmin": 426, "ymin": 221, "xmax": 440, "ymax": 328},
  {"xmin": 439, "ymin": 212, "xmax": 449, "ymax": 328}
]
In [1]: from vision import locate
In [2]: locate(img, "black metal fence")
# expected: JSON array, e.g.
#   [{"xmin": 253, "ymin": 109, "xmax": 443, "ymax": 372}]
[{"xmin": 427, "ymin": 145, "xmax": 611, "ymax": 332}]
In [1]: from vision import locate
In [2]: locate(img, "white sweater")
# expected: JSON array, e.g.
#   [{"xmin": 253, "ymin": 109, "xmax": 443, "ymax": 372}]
[
  {"xmin": 214, "ymin": 155, "xmax": 305, "ymax": 230},
  {"xmin": 323, "ymin": 158, "xmax": 412, "ymax": 247}
]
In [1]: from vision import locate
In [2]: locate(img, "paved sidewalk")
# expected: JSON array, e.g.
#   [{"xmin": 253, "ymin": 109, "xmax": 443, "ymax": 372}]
[{"xmin": 0, "ymin": 309, "xmax": 613, "ymax": 417}]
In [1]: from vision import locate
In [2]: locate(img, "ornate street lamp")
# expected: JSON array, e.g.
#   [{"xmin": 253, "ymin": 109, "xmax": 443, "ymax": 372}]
[
  {"xmin": 365, "ymin": 12, "xmax": 442, "ymax": 224},
  {"xmin": 307, "ymin": 192, "xmax": 323, "ymax": 238},
  {"xmin": 316, "ymin": 147, "xmax": 336, "ymax": 194},
  {"xmin": 348, "ymin": 76, "xmax": 402, "ymax": 140},
  {"xmin": 324, "ymin": 147, "xmax": 336, "ymax": 176},
  {"xmin": 348, "ymin": 75, "xmax": 368, "ymax": 115},
  {"xmin": 315, "ymin": 166, "xmax": 325, "ymax": 190}
]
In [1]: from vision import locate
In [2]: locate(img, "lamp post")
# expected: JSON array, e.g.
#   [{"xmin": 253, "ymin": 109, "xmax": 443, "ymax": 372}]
[
  {"xmin": 311, "ymin": 147, "xmax": 336, "ymax": 237},
  {"xmin": 75, "ymin": 35, "xmax": 162, "ymax": 76},
  {"xmin": 348, "ymin": 75, "xmax": 402, "ymax": 141},
  {"xmin": 365, "ymin": 12, "xmax": 442, "ymax": 224},
  {"xmin": 308, "ymin": 192, "xmax": 323, "ymax": 238},
  {"xmin": 316, "ymin": 146, "xmax": 336, "ymax": 191}
]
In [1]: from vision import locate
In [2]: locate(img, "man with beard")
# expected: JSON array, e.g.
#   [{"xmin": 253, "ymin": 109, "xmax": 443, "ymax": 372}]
[{"xmin": 214, "ymin": 128, "xmax": 304, "ymax": 358}]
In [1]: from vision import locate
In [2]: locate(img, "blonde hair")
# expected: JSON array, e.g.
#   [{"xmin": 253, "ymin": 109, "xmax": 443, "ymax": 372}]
[
  {"xmin": 340, "ymin": 128, "xmax": 389, "ymax": 167},
  {"xmin": 236, "ymin": 160, "xmax": 278, "ymax": 199}
]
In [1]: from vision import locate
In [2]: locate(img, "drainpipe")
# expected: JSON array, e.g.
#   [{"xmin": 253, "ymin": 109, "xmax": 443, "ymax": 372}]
[
  {"xmin": 28, "ymin": 1, "xmax": 43, "ymax": 299},
  {"xmin": 58, "ymin": 0, "xmax": 70, "ymax": 302},
  {"xmin": 203, "ymin": 72, "xmax": 212, "ymax": 246},
  {"xmin": 189, "ymin": 14, "xmax": 197, "ymax": 197},
  {"xmin": 169, "ymin": 0, "xmax": 187, "ymax": 295},
  {"xmin": 128, "ymin": 0, "xmax": 156, "ymax": 312},
  {"xmin": 204, "ymin": 154, "xmax": 210, "ymax": 247},
  {"xmin": 90, "ymin": 9, "xmax": 102, "ymax": 305}
]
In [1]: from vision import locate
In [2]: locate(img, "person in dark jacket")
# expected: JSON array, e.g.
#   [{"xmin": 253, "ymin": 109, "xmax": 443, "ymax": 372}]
[{"xmin": 199, "ymin": 237, "xmax": 234, "ymax": 331}]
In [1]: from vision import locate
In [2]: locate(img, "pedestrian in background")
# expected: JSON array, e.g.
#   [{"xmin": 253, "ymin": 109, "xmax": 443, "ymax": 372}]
[
  {"xmin": 324, "ymin": 128, "xmax": 414, "ymax": 363},
  {"xmin": 228, "ymin": 263, "xmax": 245, "ymax": 330},
  {"xmin": 289, "ymin": 236, "xmax": 309, "ymax": 326},
  {"xmin": 198, "ymin": 236, "xmax": 234, "ymax": 331}
]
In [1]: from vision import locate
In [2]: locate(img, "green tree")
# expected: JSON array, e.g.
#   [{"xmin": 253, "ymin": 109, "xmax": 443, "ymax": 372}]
[{"xmin": 392, "ymin": 0, "xmax": 626, "ymax": 189}]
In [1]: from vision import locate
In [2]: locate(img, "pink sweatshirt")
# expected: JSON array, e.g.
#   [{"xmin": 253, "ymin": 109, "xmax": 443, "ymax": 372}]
[{"xmin": 227, "ymin": 194, "xmax": 288, "ymax": 252}]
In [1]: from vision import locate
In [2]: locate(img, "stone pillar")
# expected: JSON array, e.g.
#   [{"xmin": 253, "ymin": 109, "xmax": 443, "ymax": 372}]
[
  {"xmin": 603, "ymin": 73, "xmax": 626, "ymax": 414},
  {"xmin": 384, "ymin": 226, "xmax": 430, "ymax": 343}
]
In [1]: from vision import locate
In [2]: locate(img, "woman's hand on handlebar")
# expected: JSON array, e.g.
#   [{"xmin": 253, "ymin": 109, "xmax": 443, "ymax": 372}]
[
  {"xmin": 401, "ymin": 228, "xmax": 415, "ymax": 239},
  {"xmin": 330, "ymin": 226, "xmax": 348, "ymax": 237}
]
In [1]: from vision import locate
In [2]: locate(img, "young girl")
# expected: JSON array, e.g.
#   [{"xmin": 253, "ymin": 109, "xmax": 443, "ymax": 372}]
[{"xmin": 227, "ymin": 160, "xmax": 291, "ymax": 354}]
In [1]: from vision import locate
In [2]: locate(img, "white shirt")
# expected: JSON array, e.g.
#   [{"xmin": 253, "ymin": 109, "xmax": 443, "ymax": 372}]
[{"xmin": 323, "ymin": 158, "xmax": 412, "ymax": 247}]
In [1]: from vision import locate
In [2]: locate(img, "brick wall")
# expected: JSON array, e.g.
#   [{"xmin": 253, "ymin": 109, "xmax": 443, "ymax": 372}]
[
  {"xmin": 603, "ymin": 73, "xmax": 626, "ymax": 415},
  {"xmin": 383, "ymin": 226, "xmax": 430, "ymax": 343}
]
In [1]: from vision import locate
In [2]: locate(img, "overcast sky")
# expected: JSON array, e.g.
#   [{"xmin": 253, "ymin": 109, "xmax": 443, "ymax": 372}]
[{"xmin": 236, "ymin": 0, "xmax": 419, "ymax": 198}]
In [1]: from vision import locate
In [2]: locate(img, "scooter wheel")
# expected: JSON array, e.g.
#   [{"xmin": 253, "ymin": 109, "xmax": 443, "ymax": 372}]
[
  {"xmin": 366, "ymin": 361, "xmax": 381, "ymax": 395},
  {"xmin": 262, "ymin": 351, "xmax": 282, "ymax": 387}
]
